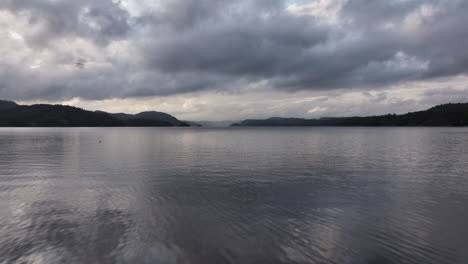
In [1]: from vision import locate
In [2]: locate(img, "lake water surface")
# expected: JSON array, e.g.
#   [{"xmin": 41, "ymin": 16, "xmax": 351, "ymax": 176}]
[{"xmin": 0, "ymin": 127, "xmax": 467, "ymax": 263}]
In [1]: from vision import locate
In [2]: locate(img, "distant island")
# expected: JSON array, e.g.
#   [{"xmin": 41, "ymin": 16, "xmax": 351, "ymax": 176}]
[
  {"xmin": 0, "ymin": 100, "xmax": 190, "ymax": 127},
  {"xmin": 232, "ymin": 103, "xmax": 468, "ymax": 127}
]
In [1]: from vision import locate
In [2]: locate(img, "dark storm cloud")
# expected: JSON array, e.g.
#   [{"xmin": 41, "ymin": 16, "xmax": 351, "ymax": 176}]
[
  {"xmin": 138, "ymin": 0, "xmax": 468, "ymax": 92},
  {"xmin": 0, "ymin": 0, "xmax": 468, "ymax": 101},
  {"xmin": 139, "ymin": 0, "xmax": 328, "ymax": 78},
  {"xmin": 144, "ymin": 16, "xmax": 327, "ymax": 77},
  {"xmin": 339, "ymin": 0, "xmax": 468, "ymax": 80}
]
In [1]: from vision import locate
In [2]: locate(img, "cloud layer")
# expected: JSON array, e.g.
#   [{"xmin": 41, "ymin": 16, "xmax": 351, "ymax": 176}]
[{"xmin": 0, "ymin": 0, "xmax": 468, "ymax": 118}]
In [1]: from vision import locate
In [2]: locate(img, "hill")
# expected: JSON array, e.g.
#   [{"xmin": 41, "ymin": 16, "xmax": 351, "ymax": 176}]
[
  {"xmin": 108, "ymin": 111, "xmax": 190, "ymax": 126},
  {"xmin": 0, "ymin": 100, "xmax": 18, "ymax": 111},
  {"xmin": 0, "ymin": 102, "xmax": 188, "ymax": 127},
  {"xmin": 0, "ymin": 104, "xmax": 124, "ymax": 127},
  {"xmin": 232, "ymin": 103, "xmax": 468, "ymax": 127}
]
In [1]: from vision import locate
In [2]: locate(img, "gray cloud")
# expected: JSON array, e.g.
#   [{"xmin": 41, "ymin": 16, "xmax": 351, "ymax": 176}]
[
  {"xmin": 137, "ymin": 0, "xmax": 468, "ymax": 93},
  {"xmin": 0, "ymin": 0, "xmax": 467, "ymax": 103},
  {"xmin": 0, "ymin": 0, "xmax": 130, "ymax": 47},
  {"xmin": 341, "ymin": 0, "xmax": 425, "ymax": 28}
]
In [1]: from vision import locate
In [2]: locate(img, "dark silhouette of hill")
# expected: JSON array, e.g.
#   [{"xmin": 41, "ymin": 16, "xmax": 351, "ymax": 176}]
[
  {"xmin": 0, "ymin": 100, "xmax": 190, "ymax": 127},
  {"xmin": 2, "ymin": 100, "xmax": 467, "ymax": 127},
  {"xmin": 0, "ymin": 100, "xmax": 18, "ymax": 111},
  {"xmin": 232, "ymin": 103, "xmax": 468, "ymax": 127},
  {"xmin": 0, "ymin": 104, "xmax": 124, "ymax": 127},
  {"xmin": 107, "ymin": 111, "xmax": 190, "ymax": 126}
]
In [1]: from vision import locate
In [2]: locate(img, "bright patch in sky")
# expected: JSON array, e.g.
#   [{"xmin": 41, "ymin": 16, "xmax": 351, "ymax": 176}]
[{"xmin": 8, "ymin": 30, "xmax": 23, "ymax": 40}]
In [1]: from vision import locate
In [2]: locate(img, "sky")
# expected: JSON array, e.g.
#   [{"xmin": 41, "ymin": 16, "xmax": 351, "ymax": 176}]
[{"xmin": 1, "ymin": 0, "xmax": 468, "ymax": 121}]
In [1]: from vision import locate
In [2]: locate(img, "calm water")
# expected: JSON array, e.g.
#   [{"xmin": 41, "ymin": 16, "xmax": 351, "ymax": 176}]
[{"xmin": 0, "ymin": 127, "xmax": 467, "ymax": 264}]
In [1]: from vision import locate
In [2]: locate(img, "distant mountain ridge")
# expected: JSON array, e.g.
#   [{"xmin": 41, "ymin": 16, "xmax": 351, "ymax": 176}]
[
  {"xmin": 0, "ymin": 100, "xmax": 190, "ymax": 127},
  {"xmin": 232, "ymin": 103, "xmax": 468, "ymax": 127},
  {"xmin": 2, "ymin": 100, "xmax": 468, "ymax": 127}
]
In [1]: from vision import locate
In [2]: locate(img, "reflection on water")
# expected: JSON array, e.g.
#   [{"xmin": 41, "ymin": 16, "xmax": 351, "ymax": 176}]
[{"xmin": 0, "ymin": 127, "xmax": 467, "ymax": 263}]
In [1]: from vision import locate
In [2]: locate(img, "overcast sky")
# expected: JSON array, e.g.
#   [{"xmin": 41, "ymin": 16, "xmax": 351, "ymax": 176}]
[{"xmin": 1, "ymin": 0, "xmax": 468, "ymax": 120}]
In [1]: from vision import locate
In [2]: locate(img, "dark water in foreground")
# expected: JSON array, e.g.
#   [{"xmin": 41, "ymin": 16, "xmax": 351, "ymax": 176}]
[{"xmin": 0, "ymin": 127, "xmax": 467, "ymax": 264}]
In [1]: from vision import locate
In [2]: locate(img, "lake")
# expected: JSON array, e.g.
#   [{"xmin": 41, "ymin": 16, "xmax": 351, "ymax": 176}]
[{"xmin": 0, "ymin": 127, "xmax": 467, "ymax": 263}]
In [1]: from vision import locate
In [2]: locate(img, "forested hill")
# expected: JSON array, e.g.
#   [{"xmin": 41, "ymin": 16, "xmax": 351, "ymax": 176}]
[
  {"xmin": 2, "ymin": 100, "xmax": 467, "ymax": 127},
  {"xmin": 105, "ymin": 111, "xmax": 189, "ymax": 126},
  {"xmin": 232, "ymin": 103, "xmax": 468, "ymax": 127},
  {"xmin": 0, "ymin": 101, "xmax": 189, "ymax": 127}
]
